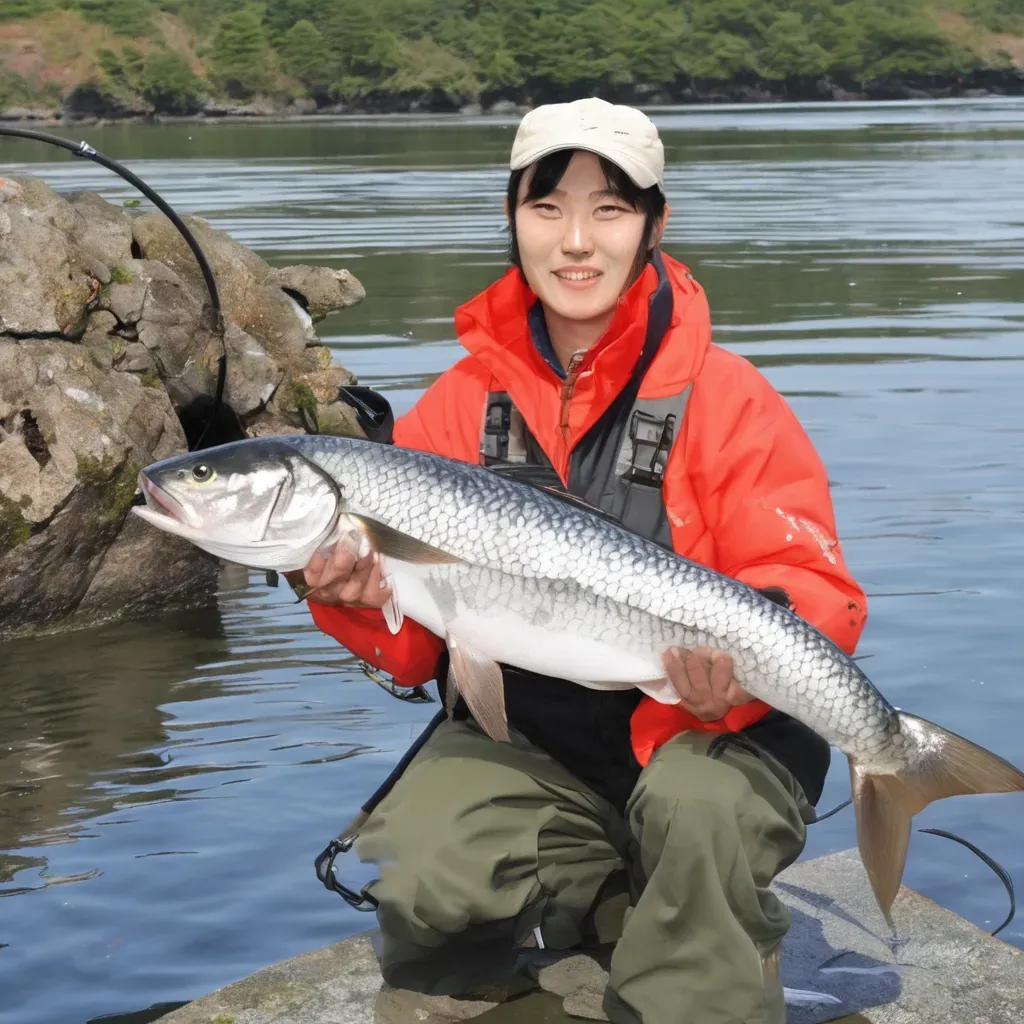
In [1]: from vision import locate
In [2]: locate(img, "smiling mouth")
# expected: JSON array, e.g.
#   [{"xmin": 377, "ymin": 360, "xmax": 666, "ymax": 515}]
[{"xmin": 554, "ymin": 269, "xmax": 602, "ymax": 281}]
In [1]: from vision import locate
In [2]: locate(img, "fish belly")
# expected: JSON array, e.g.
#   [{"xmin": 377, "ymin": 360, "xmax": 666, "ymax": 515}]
[{"xmin": 386, "ymin": 559, "xmax": 683, "ymax": 704}]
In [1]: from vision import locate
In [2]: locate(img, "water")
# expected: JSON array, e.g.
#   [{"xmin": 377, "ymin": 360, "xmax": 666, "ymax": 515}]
[{"xmin": 2, "ymin": 98, "xmax": 1024, "ymax": 1023}]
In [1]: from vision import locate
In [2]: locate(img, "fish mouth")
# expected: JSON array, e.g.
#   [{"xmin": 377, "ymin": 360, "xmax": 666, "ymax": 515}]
[{"xmin": 137, "ymin": 472, "xmax": 194, "ymax": 527}]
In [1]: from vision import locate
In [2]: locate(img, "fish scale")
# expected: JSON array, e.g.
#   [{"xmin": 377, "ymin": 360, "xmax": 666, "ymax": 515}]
[
  {"xmin": 133, "ymin": 432, "xmax": 1024, "ymax": 926},
  {"xmin": 302, "ymin": 436, "xmax": 896, "ymax": 759}
]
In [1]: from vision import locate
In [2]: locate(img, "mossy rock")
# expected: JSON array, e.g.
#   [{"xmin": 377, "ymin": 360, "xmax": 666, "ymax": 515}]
[
  {"xmin": 0, "ymin": 493, "xmax": 31, "ymax": 556},
  {"xmin": 75, "ymin": 455, "xmax": 141, "ymax": 524}
]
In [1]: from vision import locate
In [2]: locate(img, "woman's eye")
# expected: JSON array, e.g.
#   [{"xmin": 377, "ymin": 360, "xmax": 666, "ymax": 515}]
[
  {"xmin": 531, "ymin": 202, "xmax": 559, "ymax": 212},
  {"xmin": 597, "ymin": 204, "xmax": 628, "ymax": 215}
]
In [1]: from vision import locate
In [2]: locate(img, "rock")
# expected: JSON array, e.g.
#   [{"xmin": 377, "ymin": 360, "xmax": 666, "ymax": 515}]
[
  {"xmin": 286, "ymin": 97, "xmax": 318, "ymax": 116},
  {"xmin": 269, "ymin": 265, "xmax": 367, "ymax": 322},
  {"xmin": 155, "ymin": 849, "xmax": 1024, "ymax": 1024},
  {"xmin": 0, "ymin": 175, "xmax": 367, "ymax": 637},
  {"xmin": 132, "ymin": 212, "xmax": 318, "ymax": 365},
  {"xmin": 121, "ymin": 341, "xmax": 155, "ymax": 373},
  {"xmin": 81, "ymin": 311, "xmax": 119, "ymax": 369},
  {"xmin": 0, "ymin": 339, "xmax": 215, "ymax": 636},
  {"xmin": 487, "ymin": 100, "xmax": 522, "ymax": 115},
  {"xmin": 0, "ymin": 179, "xmax": 98, "ymax": 337},
  {"xmin": 221, "ymin": 322, "xmax": 284, "ymax": 417},
  {"xmin": 0, "ymin": 107, "xmax": 56, "ymax": 121},
  {"xmin": 65, "ymin": 190, "xmax": 135, "ymax": 272}
]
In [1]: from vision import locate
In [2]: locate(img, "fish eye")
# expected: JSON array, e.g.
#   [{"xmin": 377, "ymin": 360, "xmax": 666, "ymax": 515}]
[{"xmin": 192, "ymin": 464, "xmax": 214, "ymax": 482}]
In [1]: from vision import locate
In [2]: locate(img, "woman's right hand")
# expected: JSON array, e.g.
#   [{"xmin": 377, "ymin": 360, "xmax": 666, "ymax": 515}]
[{"xmin": 284, "ymin": 540, "xmax": 391, "ymax": 609}]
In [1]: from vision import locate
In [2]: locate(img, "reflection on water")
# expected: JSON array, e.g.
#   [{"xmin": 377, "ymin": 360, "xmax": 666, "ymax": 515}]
[{"xmin": 2, "ymin": 99, "xmax": 1024, "ymax": 1023}]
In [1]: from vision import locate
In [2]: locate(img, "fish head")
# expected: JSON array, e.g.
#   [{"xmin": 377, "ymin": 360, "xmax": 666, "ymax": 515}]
[{"xmin": 132, "ymin": 438, "xmax": 341, "ymax": 571}]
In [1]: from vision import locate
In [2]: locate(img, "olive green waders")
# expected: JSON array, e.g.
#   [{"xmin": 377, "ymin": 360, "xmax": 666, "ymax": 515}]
[{"xmin": 354, "ymin": 719, "xmax": 813, "ymax": 1024}]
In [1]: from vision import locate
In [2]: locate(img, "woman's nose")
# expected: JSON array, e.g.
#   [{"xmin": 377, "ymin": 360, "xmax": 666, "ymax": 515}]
[{"xmin": 561, "ymin": 213, "xmax": 594, "ymax": 258}]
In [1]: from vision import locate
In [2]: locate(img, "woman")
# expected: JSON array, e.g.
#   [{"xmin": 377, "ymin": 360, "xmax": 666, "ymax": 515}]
[{"xmin": 296, "ymin": 98, "xmax": 867, "ymax": 1024}]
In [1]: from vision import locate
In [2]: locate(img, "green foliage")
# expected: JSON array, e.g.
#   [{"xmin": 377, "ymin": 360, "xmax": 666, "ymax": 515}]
[
  {"xmin": 965, "ymin": 0, "xmax": 1024, "ymax": 34},
  {"xmin": 208, "ymin": 9, "xmax": 276, "ymax": 98},
  {"xmin": 278, "ymin": 19, "xmax": 332, "ymax": 96},
  {"xmin": 263, "ymin": 0, "xmax": 320, "ymax": 37},
  {"xmin": 141, "ymin": 49, "xmax": 204, "ymax": 113},
  {"xmin": 75, "ymin": 0, "xmax": 156, "ymax": 37},
  {"xmin": 0, "ymin": 0, "xmax": 59, "ymax": 19},
  {"xmin": 4, "ymin": 0, "xmax": 1022, "ymax": 107},
  {"xmin": 94, "ymin": 42, "xmax": 204, "ymax": 113}
]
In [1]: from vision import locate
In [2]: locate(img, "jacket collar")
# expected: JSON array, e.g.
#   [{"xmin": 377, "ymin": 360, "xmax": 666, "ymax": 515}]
[{"xmin": 454, "ymin": 250, "xmax": 708, "ymax": 401}]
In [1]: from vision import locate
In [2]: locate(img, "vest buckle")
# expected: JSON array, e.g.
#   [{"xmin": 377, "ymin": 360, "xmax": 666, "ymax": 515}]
[
  {"xmin": 625, "ymin": 409, "xmax": 676, "ymax": 485},
  {"xmin": 482, "ymin": 393, "xmax": 527, "ymax": 463}
]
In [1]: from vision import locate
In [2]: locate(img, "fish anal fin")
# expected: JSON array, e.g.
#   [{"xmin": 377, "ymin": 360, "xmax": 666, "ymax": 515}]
[
  {"xmin": 351, "ymin": 515, "xmax": 459, "ymax": 565},
  {"xmin": 447, "ymin": 636, "xmax": 508, "ymax": 742}
]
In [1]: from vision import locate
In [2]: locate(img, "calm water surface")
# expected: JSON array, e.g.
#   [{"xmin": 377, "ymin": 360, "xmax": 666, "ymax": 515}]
[{"xmin": 2, "ymin": 99, "xmax": 1024, "ymax": 1023}]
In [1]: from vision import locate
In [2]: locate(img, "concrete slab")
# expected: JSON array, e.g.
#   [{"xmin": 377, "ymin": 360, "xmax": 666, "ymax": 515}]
[{"xmin": 157, "ymin": 849, "xmax": 1024, "ymax": 1024}]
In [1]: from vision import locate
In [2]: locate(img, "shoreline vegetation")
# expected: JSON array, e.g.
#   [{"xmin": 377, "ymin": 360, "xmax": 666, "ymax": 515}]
[{"xmin": 1, "ymin": 0, "xmax": 1023, "ymax": 123}]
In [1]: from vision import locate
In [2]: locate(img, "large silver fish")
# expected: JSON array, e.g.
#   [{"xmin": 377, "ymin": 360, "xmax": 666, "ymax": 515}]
[{"xmin": 132, "ymin": 434, "xmax": 1024, "ymax": 925}]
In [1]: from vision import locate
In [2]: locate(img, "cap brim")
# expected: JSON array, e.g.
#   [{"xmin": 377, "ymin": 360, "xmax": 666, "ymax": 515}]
[{"xmin": 510, "ymin": 139, "xmax": 661, "ymax": 191}]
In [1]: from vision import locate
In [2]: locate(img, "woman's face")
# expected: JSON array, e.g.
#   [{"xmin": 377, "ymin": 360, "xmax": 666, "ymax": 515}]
[{"xmin": 513, "ymin": 151, "xmax": 654, "ymax": 323}]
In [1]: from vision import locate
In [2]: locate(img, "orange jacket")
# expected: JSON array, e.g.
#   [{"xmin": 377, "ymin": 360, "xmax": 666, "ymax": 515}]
[{"xmin": 310, "ymin": 253, "xmax": 867, "ymax": 766}]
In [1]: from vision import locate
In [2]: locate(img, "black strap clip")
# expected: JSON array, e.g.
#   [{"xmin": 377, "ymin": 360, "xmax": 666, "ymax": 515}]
[
  {"xmin": 313, "ymin": 835, "xmax": 380, "ymax": 912},
  {"xmin": 482, "ymin": 393, "xmax": 513, "ymax": 461},
  {"xmin": 625, "ymin": 410, "xmax": 676, "ymax": 485}
]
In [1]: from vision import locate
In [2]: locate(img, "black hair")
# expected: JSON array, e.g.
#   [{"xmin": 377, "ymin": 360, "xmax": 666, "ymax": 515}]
[{"xmin": 506, "ymin": 148, "xmax": 666, "ymax": 287}]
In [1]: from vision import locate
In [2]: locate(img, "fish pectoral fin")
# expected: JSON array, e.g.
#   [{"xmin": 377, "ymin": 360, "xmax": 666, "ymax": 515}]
[
  {"xmin": 851, "ymin": 710, "xmax": 1024, "ymax": 927},
  {"xmin": 381, "ymin": 573, "xmax": 403, "ymax": 635},
  {"xmin": 447, "ymin": 635, "xmax": 508, "ymax": 742},
  {"xmin": 350, "ymin": 515, "xmax": 459, "ymax": 565}
]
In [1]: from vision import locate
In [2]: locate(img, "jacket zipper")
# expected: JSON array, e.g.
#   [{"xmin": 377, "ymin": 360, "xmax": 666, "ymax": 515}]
[{"xmin": 558, "ymin": 351, "xmax": 587, "ymax": 444}]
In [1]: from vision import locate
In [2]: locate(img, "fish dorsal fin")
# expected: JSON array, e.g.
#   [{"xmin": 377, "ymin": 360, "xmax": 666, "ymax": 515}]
[
  {"xmin": 350, "ymin": 514, "xmax": 459, "ymax": 565},
  {"xmin": 536, "ymin": 485, "xmax": 622, "ymax": 526},
  {"xmin": 484, "ymin": 463, "xmax": 621, "ymax": 525}
]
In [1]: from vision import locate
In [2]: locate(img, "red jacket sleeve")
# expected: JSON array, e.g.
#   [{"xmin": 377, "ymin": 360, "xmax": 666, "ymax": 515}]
[
  {"xmin": 307, "ymin": 365, "xmax": 486, "ymax": 687},
  {"xmin": 688, "ymin": 349, "xmax": 867, "ymax": 653},
  {"xmin": 633, "ymin": 348, "xmax": 868, "ymax": 762}
]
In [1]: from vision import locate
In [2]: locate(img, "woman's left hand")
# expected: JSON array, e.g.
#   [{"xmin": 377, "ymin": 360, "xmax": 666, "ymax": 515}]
[{"xmin": 662, "ymin": 647, "xmax": 756, "ymax": 721}]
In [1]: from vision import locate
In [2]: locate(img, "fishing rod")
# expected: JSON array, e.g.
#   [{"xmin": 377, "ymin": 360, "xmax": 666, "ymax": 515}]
[{"xmin": 0, "ymin": 125, "xmax": 231, "ymax": 451}]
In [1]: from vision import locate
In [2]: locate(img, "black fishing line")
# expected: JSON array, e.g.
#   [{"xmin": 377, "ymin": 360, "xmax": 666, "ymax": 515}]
[{"xmin": 0, "ymin": 126, "xmax": 232, "ymax": 451}]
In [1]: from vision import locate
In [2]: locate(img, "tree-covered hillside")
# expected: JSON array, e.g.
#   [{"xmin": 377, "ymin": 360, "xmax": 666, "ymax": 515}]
[{"xmin": 1, "ymin": 0, "xmax": 1022, "ymax": 116}]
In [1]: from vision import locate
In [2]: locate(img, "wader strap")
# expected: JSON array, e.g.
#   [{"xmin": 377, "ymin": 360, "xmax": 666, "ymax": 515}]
[
  {"xmin": 481, "ymin": 392, "xmax": 528, "ymax": 464},
  {"xmin": 615, "ymin": 387, "xmax": 693, "ymax": 487}
]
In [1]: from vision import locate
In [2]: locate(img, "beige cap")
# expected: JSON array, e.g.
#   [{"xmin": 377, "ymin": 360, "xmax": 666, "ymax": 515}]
[{"xmin": 509, "ymin": 97, "xmax": 665, "ymax": 192}]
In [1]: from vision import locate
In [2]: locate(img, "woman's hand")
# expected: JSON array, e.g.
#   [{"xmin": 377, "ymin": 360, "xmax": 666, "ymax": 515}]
[
  {"xmin": 662, "ymin": 647, "xmax": 755, "ymax": 722},
  {"xmin": 284, "ymin": 541, "xmax": 391, "ymax": 609}
]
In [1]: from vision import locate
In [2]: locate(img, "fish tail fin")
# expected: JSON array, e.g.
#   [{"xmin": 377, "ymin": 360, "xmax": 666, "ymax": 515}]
[{"xmin": 851, "ymin": 711, "xmax": 1024, "ymax": 927}]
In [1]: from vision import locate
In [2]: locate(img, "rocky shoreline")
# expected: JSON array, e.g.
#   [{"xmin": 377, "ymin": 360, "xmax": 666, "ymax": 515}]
[
  {"xmin": 4, "ymin": 68, "xmax": 1023, "ymax": 125},
  {"xmin": 0, "ymin": 175, "xmax": 367, "ymax": 639}
]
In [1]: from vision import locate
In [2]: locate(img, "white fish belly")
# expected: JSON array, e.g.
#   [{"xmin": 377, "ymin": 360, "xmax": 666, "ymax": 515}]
[
  {"xmin": 387, "ymin": 560, "xmax": 683, "ymax": 704},
  {"xmin": 446, "ymin": 609, "xmax": 660, "ymax": 686}
]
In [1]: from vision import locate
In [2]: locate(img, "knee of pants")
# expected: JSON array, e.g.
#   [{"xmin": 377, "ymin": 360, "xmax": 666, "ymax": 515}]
[
  {"xmin": 355, "ymin": 763, "xmax": 546, "ymax": 940},
  {"xmin": 628, "ymin": 741, "xmax": 752, "ymax": 836}
]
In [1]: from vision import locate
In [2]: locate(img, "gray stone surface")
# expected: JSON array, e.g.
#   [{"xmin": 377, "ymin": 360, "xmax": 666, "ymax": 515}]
[
  {"xmin": 0, "ymin": 174, "xmax": 366, "ymax": 636},
  {"xmin": 155, "ymin": 848, "xmax": 1024, "ymax": 1024}
]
